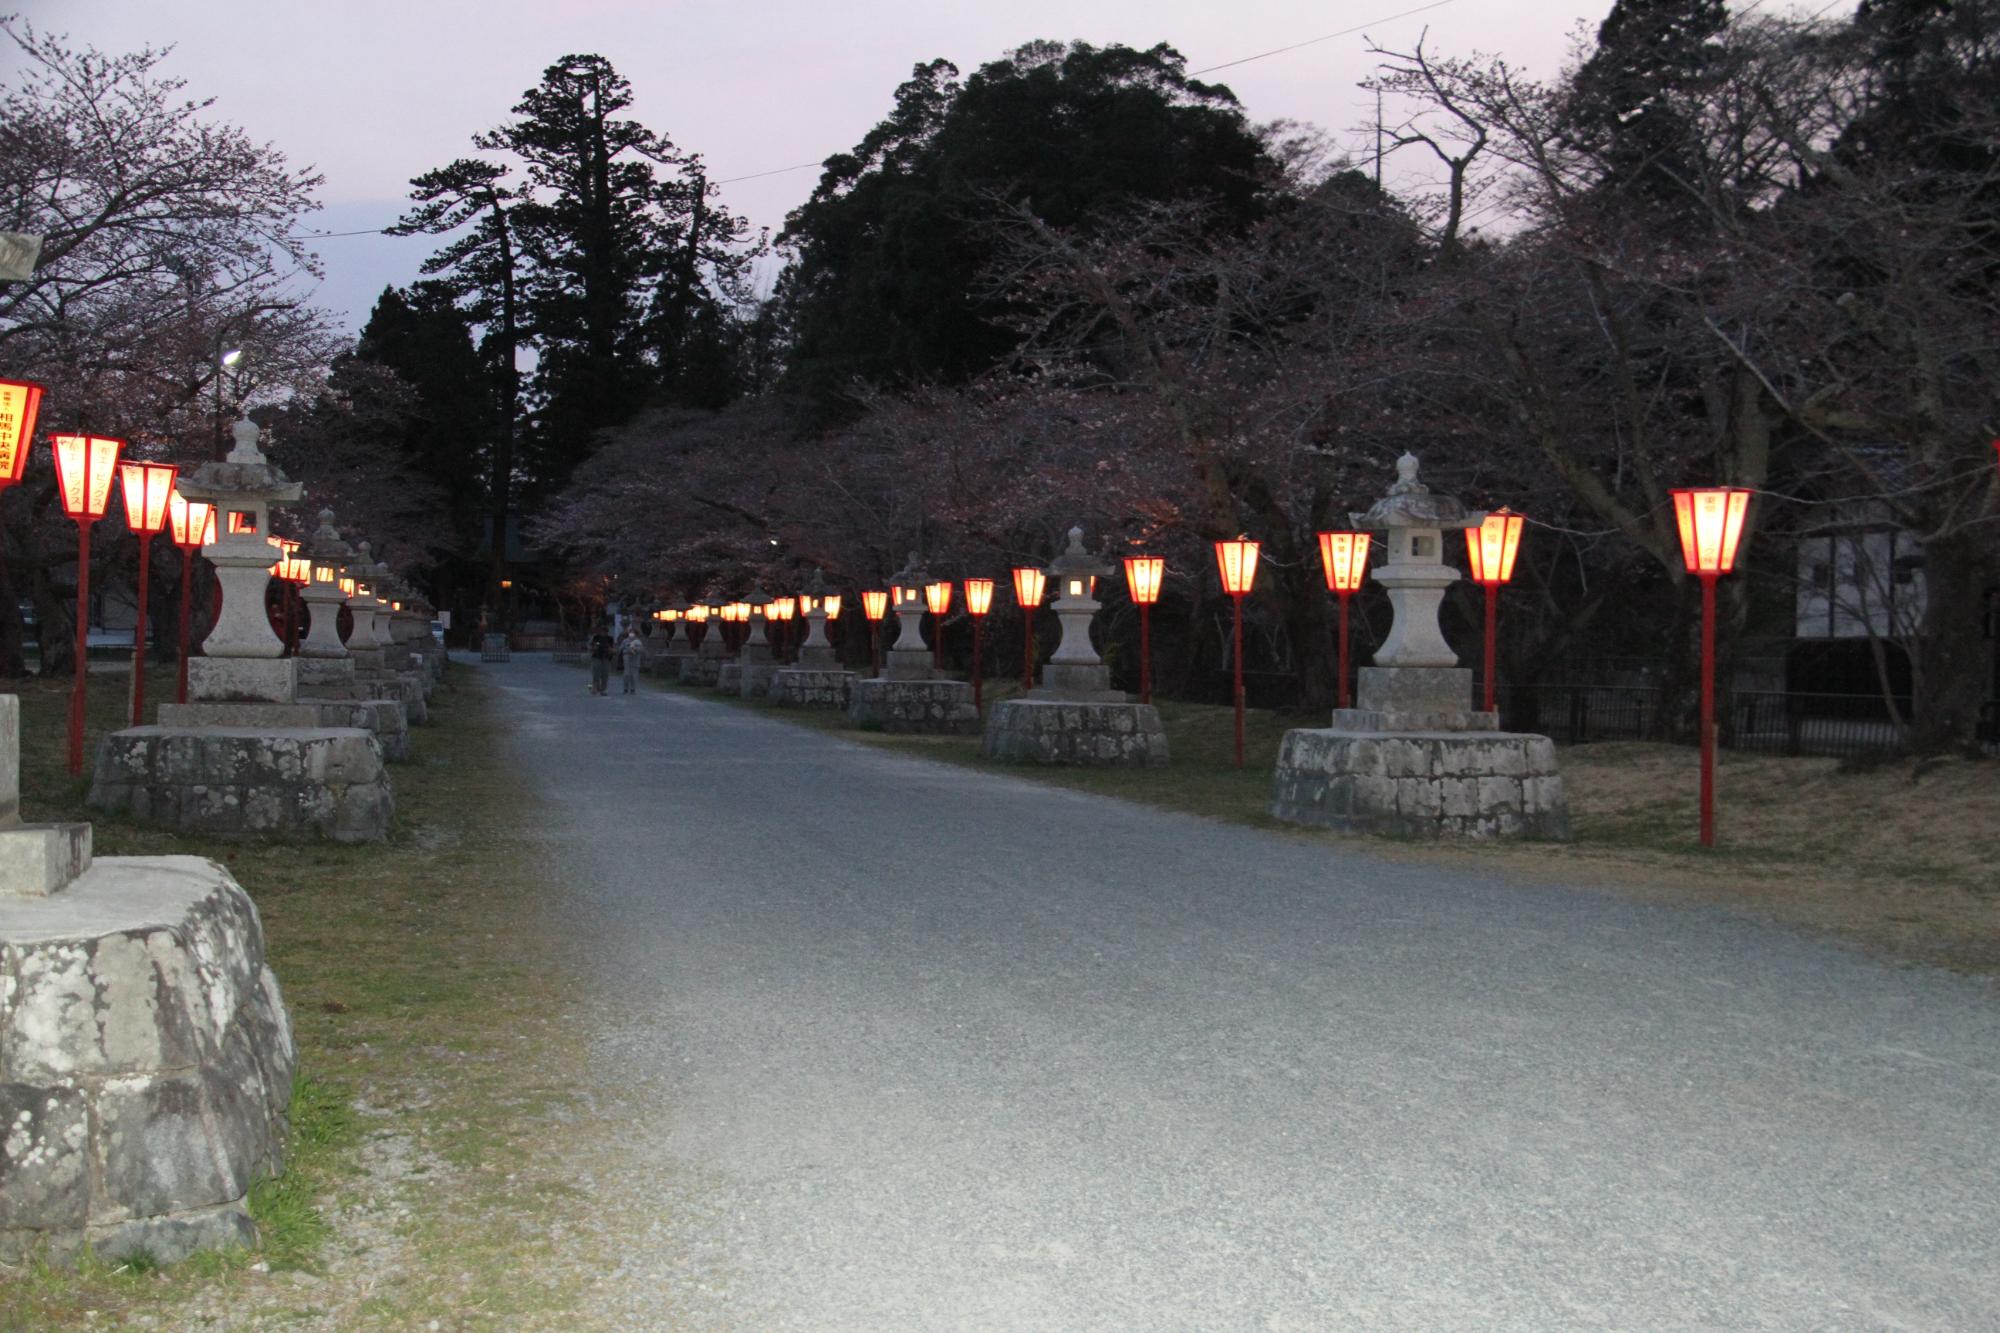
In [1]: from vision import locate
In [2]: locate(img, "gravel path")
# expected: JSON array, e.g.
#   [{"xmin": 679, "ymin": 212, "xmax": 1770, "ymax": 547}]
[{"xmin": 491, "ymin": 657, "xmax": 2000, "ymax": 1331}]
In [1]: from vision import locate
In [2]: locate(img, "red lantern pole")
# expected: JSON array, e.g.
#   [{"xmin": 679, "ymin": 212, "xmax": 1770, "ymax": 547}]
[
  {"xmin": 177, "ymin": 545, "xmax": 194, "ymax": 703},
  {"xmin": 965, "ymin": 578, "xmax": 994, "ymax": 712},
  {"xmin": 1699, "ymin": 571, "xmax": 1718, "ymax": 848},
  {"xmin": 56, "ymin": 434, "xmax": 124, "ymax": 775},
  {"xmin": 1335, "ymin": 589, "xmax": 1353, "ymax": 710},
  {"xmin": 1122, "ymin": 556, "xmax": 1162, "ymax": 705},
  {"xmin": 1482, "ymin": 581, "xmax": 1499, "ymax": 714},
  {"xmin": 69, "ymin": 519, "xmax": 93, "ymax": 774},
  {"xmin": 131, "ymin": 536, "xmax": 154, "ymax": 723},
  {"xmin": 1230, "ymin": 591, "xmax": 1245, "ymax": 767},
  {"xmin": 1012, "ymin": 566, "xmax": 1045, "ymax": 692},
  {"xmin": 1215, "ymin": 538, "xmax": 1259, "ymax": 768}
]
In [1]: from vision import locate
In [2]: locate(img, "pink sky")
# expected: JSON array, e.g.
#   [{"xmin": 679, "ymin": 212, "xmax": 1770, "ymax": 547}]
[{"xmin": 9, "ymin": 0, "xmax": 1833, "ymax": 330}]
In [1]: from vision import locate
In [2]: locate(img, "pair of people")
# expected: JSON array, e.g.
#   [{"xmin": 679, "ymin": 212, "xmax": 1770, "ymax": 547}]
[{"xmin": 589, "ymin": 625, "xmax": 646, "ymax": 695}]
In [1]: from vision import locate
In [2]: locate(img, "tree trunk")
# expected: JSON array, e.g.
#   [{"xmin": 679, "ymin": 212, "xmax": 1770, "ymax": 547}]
[{"xmin": 1910, "ymin": 533, "xmax": 1994, "ymax": 754}]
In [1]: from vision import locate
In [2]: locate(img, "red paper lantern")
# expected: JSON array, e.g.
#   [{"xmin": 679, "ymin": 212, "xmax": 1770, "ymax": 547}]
[
  {"xmin": 1123, "ymin": 555, "xmax": 1164, "ymax": 606},
  {"xmin": 0, "ymin": 378, "xmax": 46, "ymax": 489},
  {"xmin": 1213, "ymin": 537, "xmax": 1259, "ymax": 596}
]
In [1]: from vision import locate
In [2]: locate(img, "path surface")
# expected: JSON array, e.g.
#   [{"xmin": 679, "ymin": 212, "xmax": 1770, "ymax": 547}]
[{"xmin": 489, "ymin": 657, "xmax": 2000, "ymax": 1331}]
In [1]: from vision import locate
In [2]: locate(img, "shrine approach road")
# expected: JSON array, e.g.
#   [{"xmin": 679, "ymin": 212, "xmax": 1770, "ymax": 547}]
[{"xmin": 488, "ymin": 656, "xmax": 2000, "ymax": 1331}]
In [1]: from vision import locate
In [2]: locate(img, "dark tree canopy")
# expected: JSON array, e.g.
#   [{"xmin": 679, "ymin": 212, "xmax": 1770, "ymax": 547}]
[
  {"xmin": 776, "ymin": 40, "xmax": 1282, "ymax": 421},
  {"xmin": 1562, "ymin": 0, "xmax": 1730, "ymax": 209}
]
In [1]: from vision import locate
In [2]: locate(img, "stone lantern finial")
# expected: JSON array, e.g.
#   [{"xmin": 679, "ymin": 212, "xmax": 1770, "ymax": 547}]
[{"xmin": 227, "ymin": 418, "xmax": 266, "ymax": 465}]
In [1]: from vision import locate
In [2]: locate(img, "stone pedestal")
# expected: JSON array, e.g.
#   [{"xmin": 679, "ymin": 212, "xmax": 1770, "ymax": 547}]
[
  {"xmin": 716, "ymin": 661, "xmax": 744, "ymax": 693},
  {"xmin": 90, "ymin": 728, "xmax": 393, "ymax": 842},
  {"xmin": 982, "ymin": 699, "xmax": 1169, "ymax": 766},
  {"xmin": 0, "ymin": 856, "xmax": 296, "ymax": 1264},
  {"xmin": 679, "ymin": 653, "xmax": 722, "ymax": 685},
  {"xmin": 847, "ymin": 678, "xmax": 981, "ymax": 734},
  {"xmin": 769, "ymin": 667, "xmax": 857, "ymax": 709},
  {"xmin": 740, "ymin": 661, "xmax": 781, "ymax": 699}
]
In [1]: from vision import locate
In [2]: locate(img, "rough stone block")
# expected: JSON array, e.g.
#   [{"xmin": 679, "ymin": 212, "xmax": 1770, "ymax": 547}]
[
  {"xmin": 981, "ymin": 699, "xmax": 1169, "ymax": 767},
  {"xmin": 1270, "ymin": 726, "xmax": 1570, "ymax": 841},
  {"xmin": 0, "ymin": 856, "xmax": 295, "ymax": 1264},
  {"xmin": 0, "ymin": 823, "xmax": 92, "ymax": 898},
  {"xmin": 187, "ymin": 658, "xmax": 297, "ymax": 705},
  {"xmin": 89, "ymin": 727, "xmax": 392, "ymax": 843},
  {"xmin": 770, "ymin": 668, "xmax": 857, "ymax": 710},
  {"xmin": 847, "ymin": 679, "xmax": 981, "ymax": 735}
]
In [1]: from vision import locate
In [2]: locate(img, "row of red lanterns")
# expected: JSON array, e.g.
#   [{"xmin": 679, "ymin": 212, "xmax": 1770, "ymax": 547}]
[{"xmin": 1, "ymin": 379, "xmax": 242, "ymax": 772}]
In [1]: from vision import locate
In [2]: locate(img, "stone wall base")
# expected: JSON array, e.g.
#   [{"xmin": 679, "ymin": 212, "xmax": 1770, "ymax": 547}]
[
  {"xmin": 769, "ymin": 668, "xmax": 856, "ymax": 709},
  {"xmin": 88, "ymin": 726, "xmax": 393, "ymax": 843},
  {"xmin": 678, "ymin": 656, "xmax": 724, "ymax": 685},
  {"xmin": 163, "ymin": 698, "xmax": 409, "ymax": 763},
  {"xmin": 847, "ymin": 679, "xmax": 981, "ymax": 734},
  {"xmin": 0, "ymin": 855, "xmax": 296, "ymax": 1264},
  {"xmin": 982, "ymin": 699, "xmax": 1169, "ymax": 766},
  {"xmin": 740, "ymin": 662, "xmax": 781, "ymax": 699},
  {"xmin": 716, "ymin": 662, "xmax": 743, "ymax": 693},
  {"xmin": 1269, "ymin": 728, "xmax": 1570, "ymax": 840}
]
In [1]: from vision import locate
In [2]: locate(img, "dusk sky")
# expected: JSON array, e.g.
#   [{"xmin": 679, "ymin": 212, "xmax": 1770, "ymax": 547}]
[{"xmin": 8, "ymin": 1, "xmax": 1833, "ymax": 331}]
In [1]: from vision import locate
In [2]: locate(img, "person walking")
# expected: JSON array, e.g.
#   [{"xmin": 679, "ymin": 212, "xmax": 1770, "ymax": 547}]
[
  {"xmin": 588, "ymin": 624, "xmax": 615, "ymax": 696},
  {"xmin": 619, "ymin": 625, "xmax": 644, "ymax": 694}
]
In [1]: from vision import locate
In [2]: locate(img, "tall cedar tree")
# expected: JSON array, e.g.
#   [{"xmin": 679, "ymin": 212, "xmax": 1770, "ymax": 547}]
[
  {"xmin": 1562, "ymin": 0, "xmax": 1730, "ymax": 212},
  {"xmin": 776, "ymin": 41, "xmax": 1279, "ymax": 423}
]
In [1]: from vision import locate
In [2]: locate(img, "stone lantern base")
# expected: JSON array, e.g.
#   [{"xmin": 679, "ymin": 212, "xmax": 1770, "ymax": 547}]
[
  {"xmin": 88, "ymin": 727, "xmax": 393, "ymax": 842},
  {"xmin": 678, "ymin": 655, "xmax": 724, "ymax": 686},
  {"xmin": 739, "ymin": 662, "xmax": 782, "ymax": 700},
  {"xmin": 769, "ymin": 667, "xmax": 856, "ymax": 709},
  {"xmin": 1269, "ymin": 670, "xmax": 1569, "ymax": 840},
  {"xmin": 981, "ymin": 699, "xmax": 1170, "ymax": 767},
  {"xmin": 846, "ymin": 678, "xmax": 980, "ymax": 734},
  {"xmin": 0, "ymin": 854, "xmax": 296, "ymax": 1265},
  {"xmin": 716, "ymin": 662, "xmax": 744, "ymax": 693}
]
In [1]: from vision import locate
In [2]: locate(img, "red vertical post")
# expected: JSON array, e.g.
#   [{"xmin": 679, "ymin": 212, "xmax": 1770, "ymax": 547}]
[
  {"xmin": 972, "ymin": 617, "xmax": 984, "ymax": 711},
  {"xmin": 1138, "ymin": 603, "xmax": 1153, "ymax": 705},
  {"xmin": 68, "ymin": 522, "xmax": 93, "ymax": 775},
  {"xmin": 1336, "ymin": 591, "xmax": 1352, "ymax": 711},
  {"xmin": 1700, "ymin": 573, "xmax": 1718, "ymax": 847},
  {"xmin": 129, "ymin": 536, "xmax": 153, "ymax": 725},
  {"xmin": 1231, "ymin": 591, "xmax": 1245, "ymax": 768},
  {"xmin": 177, "ymin": 547, "xmax": 194, "ymax": 704},
  {"xmin": 1483, "ymin": 582, "xmax": 1499, "ymax": 714},
  {"xmin": 870, "ymin": 623, "xmax": 881, "ymax": 677},
  {"xmin": 1021, "ymin": 613, "xmax": 1034, "ymax": 691}
]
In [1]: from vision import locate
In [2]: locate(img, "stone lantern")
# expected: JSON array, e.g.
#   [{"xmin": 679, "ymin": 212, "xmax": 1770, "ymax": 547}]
[
  {"xmin": 772, "ymin": 569, "xmax": 858, "ymax": 710},
  {"xmin": 1269, "ymin": 454, "xmax": 1568, "ymax": 839},
  {"xmin": 297, "ymin": 509, "xmax": 353, "ymax": 666},
  {"xmin": 980, "ymin": 526, "xmax": 1168, "ymax": 766},
  {"xmin": 737, "ymin": 586, "xmax": 784, "ymax": 699},
  {"xmin": 846, "ymin": 552, "xmax": 980, "ymax": 733},
  {"xmin": 342, "ymin": 542, "xmax": 390, "ymax": 675},
  {"xmin": 173, "ymin": 419, "xmax": 302, "ymax": 701}
]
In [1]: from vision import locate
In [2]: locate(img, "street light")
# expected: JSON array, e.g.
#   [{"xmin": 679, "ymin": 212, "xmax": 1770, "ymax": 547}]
[
  {"xmin": 861, "ymin": 589, "xmax": 888, "ymax": 677},
  {"xmin": 1213, "ymin": 535, "xmax": 1260, "ymax": 768},
  {"xmin": 53, "ymin": 432, "xmax": 124, "ymax": 774},
  {"xmin": 1463, "ymin": 507, "xmax": 1524, "ymax": 714},
  {"xmin": 1317, "ymin": 530, "xmax": 1371, "ymax": 710},
  {"xmin": 116, "ymin": 459, "xmax": 178, "ymax": 725},
  {"xmin": 965, "ymin": 577, "xmax": 994, "ymax": 710},
  {"xmin": 924, "ymin": 580, "xmax": 952, "ymax": 669},
  {"xmin": 1012, "ymin": 566, "xmax": 1045, "ymax": 691},
  {"xmin": 1122, "ymin": 555, "xmax": 1164, "ymax": 705},
  {"xmin": 1671, "ymin": 486, "xmax": 1753, "ymax": 848},
  {"xmin": 166, "ymin": 489, "xmax": 215, "ymax": 704}
]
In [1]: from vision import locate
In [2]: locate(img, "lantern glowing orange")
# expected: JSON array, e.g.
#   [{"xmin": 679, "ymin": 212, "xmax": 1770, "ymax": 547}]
[
  {"xmin": 1011, "ymin": 566, "xmax": 1046, "ymax": 690},
  {"xmin": 1213, "ymin": 536, "xmax": 1259, "ymax": 766},
  {"xmin": 165, "ymin": 489, "xmax": 214, "ymax": 705},
  {"xmin": 0, "ymin": 378, "xmax": 46, "ymax": 489},
  {"xmin": 861, "ymin": 589, "xmax": 889, "ymax": 676},
  {"xmin": 1012, "ymin": 567, "xmax": 1044, "ymax": 607},
  {"xmin": 52, "ymin": 433, "xmax": 125, "ymax": 774},
  {"xmin": 924, "ymin": 581, "xmax": 952, "ymax": 616},
  {"xmin": 861, "ymin": 590, "xmax": 888, "ymax": 621},
  {"xmin": 114, "ymin": 459, "xmax": 180, "ymax": 725},
  {"xmin": 1671, "ymin": 487, "xmax": 1752, "ymax": 576},
  {"xmin": 1465, "ymin": 508, "xmax": 1524, "ymax": 587},
  {"xmin": 1213, "ymin": 537, "xmax": 1259, "ymax": 597},
  {"xmin": 1316, "ymin": 532, "xmax": 1370, "ymax": 595},
  {"xmin": 965, "ymin": 578, "xmax": 996, "ymax": 709},
  {"xmin": 227, "ymin": 511, "xmax": 257, "ymax": 535},
  {"xmin": 773, "ymin": 596, "xmax": 796, "ymax": 621},
  {"xmin": 824, "ymin": 594, "xmax": 842, "ymax": 620},
  {"xmin": 1671, "ymin": 485, "xmax": 1754, "ymax": 849},
  {"xmin": 1122, "ymin": 556, "xmax": 1164, "ymax": 606}
]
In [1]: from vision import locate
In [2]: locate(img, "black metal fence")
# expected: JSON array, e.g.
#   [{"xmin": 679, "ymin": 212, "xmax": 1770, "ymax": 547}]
[{"xmin": 1497, "ymin": 684, "xmax": 1949, "ymax": 759}]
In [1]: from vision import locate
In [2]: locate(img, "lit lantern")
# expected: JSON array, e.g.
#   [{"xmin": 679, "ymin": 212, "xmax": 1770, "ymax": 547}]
[
  {"xmin": 166, "ymin": 489, "xmax": 216, "ymax": 704},
  {"xmin": 116, "ymin": 459, "xmax": 180, "ymax": 725},
  {"xmin": 965, "ymin": 577, "xmax": 995, "ymax": 709},
  {"xmin": 1316, "ymin": 531, "xmax": 1371, "ymax": 711},
  {"xmin": 0, "ymin": 378, "xmax": 44, "ymax": 491},
  {"xmin": 1670, "ymin": 485, "xmax": 1755, "ymax": 849},
  {"xmin": 861, "ymin": 588, "xmax": 889, "ymax": 676},
  {"xmin": 1011, "ymin": 566, "xmax": 1046, "ymax": 691},
  {"xmin": 52, "ymin": 432, "xmax": 125, "ymax": 774},
  {"xmin": 1212, "ymin": 536, "xmax": 1260, "ymax": 766},
  {"xmin": 340, "ymin": 576, "xmax": 357, "ymax": 598},
  {"xmin": 1122, "ymin": 556, "xmax": 1164, "ymax": 704},
  {"xmin": 227, "ymin": 511, "xmax": 257, "ymax": 535},
  {"xmin": 798, "ymin": 594, "xmax": 817, "ymax": 616},
  {"xmin": 923, "ymin": 580, "xmax": 953, "ymax": 668},
  {"xmin": 1462, "ymin": 508, "xmax": 1524, "ymax": 715},
  {"xmin": 824, "ymin": 594, "xmax": 842, "ymax": 621}
]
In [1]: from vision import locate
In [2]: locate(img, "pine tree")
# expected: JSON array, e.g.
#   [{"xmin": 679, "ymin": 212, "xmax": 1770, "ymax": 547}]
[{"xmin": 1563, "ymin": 0, "xmax": 1730, "ymax": 211}]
